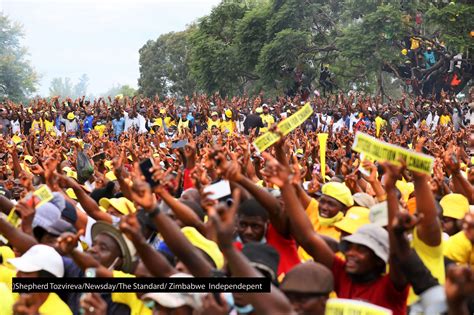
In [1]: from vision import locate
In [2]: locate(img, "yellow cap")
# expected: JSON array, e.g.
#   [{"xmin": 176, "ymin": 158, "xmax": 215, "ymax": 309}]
[
  {"xmin": 296, "ymin": 148, "xmax": 304, "ymax": 156},
  {"xmin": 0, "ymin": 246, "xmax": 15, "ymax": 269},
  {"xmin": 24, "ymin": 155, "xmax": 35, "ymax": 164},
  {"xmin": 104, "ymin": 160, "xmax": 113, "ymax": 170},
  {"xmin": 401, "ymin": 48, "xmax": 408, "ymax": 55},
  {"xmin": 99, "ymin": 197, "xmax": 136, "ymax": 215},
  {"xmin": 65, "ymin": 188, "xmax": 77, "ymax": 200},
  {"xmin": 11, "ymin": 135, "xmax": 22, "ymax": 144},
  {"xmin": 334, "ymin": 207, "xmax": 370, "ymax": 235},
  {"xmin": 181, "ymin": 227, "xmax": 224, "ymax": 269},
  {"xmin": 256, "ymin": 107, "xmax": 263, "ymax": 114},
  {"xmin": 105, "ymin": 171, "xmax": 117, "ymax": 181},
  {"xmin": 67, "ymin": 112, "xmax": 75, "ymax": 120},
  {"xmin": 322, "ymin": 182, "xmax": 354, "ymax": 207},
  {"xmin": 225, "ymin": 109, "xmax": 232, "ymax": 118},
  {"xmin": 440, "ymin": 194, "xmax": 469, "ymax": 220},
  {"xmin": 62, "ymin": 166, "xmax": 78, "ymax": 180},
  {"xmin": 395, "ymin": 181, "xmax": 414, "ymax": 202},
  {"xmin": 211, "ymin": 111, "xmax": 218, "ymax": 117},
  {"xmin": 159, "ymin": 109, "xmax": 166, "ymax": 114}
]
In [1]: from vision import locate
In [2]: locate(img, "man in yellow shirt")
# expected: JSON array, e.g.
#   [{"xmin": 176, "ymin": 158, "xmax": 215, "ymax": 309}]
[
  {"xmin": 444, "ymin": 212, "xmax": 474, "ymax": 268},
  {"xmin": 260, "ymin": 104, "xmax": 275, "ymax": 133},
  {"xmin": 295, "ymin": 182, "xmax": 354, "ymax": 261},
  {"xmin": 220, "ymin": 109, "xmax": 236, "ymax": 134},
  {"xmin": 207, "ymin": 111, "xmax": 221, "ymax": 131}
]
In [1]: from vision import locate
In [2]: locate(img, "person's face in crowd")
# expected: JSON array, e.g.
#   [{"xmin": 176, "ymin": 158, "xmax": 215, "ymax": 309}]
[
  {"xmin": 237, "ymin": 214, "xmax": 267, "ymax": 243},
  {"xmin": 441, "ymin": 216, "xmax": 462, "ymax": 236},
  {"xmin": 284, "ymin": 292, "xmax": 328, "ymax": 315},
  {"xmin": 153, "ymin": 304, "xmax": 192, "ymax": 315},
  {"xmin": 318, "ymin": 195, "xmax": 346, "ymax": 218},
  {"xmin": 211, "ymin": 114, "xmax": 218, "ymax": 121},
  {"xmin": 344, "ymin": 243, "xmax": 384, "ymax": 275},
  {"xmin": 263, "ymin": 106, "xmax": 269, "ymax": 114},
  {"xmin": 88, "ymin": 233, "xmax": 122, "ymax": 269}
]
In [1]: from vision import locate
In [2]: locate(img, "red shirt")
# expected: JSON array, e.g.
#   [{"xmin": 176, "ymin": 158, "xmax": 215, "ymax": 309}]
[
  {"xmin": 183, "ymin": 167, "xmax": 194, "ymax": 190},
  {"xmin": 332, "ymin": 256, "xmax": 408, "ymax": 315},
  {"xmin": 233, "ymin": 224, "xmax": 301, "ymax": 277}
]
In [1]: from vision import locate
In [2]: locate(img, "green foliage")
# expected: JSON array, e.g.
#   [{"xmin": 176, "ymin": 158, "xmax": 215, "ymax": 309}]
[
  {"xmin": 0, "ymin": 14, "xmax": 38, "ymax": 102},
  {"xmin": 138, "ymin": 28, "xmax": 197, "ymax": 98},
  {"xmin": 425, "ymin": 2, "xmax": 474, "ymax": 53},
  {"xmin": 138, "ymin": 0, "xmax": 472, "ymax": 97},
  {"xmin": 102, "ymin": 84, "xmax": 137, "ymax": 98},
  {"xmin": 49, "ymin": 74, "xmax": 90, "ymax": 98}
]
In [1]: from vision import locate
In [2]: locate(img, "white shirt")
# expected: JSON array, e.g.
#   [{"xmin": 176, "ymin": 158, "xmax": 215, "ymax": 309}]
[{"xmin": 10, "ymin": 119, "xmax": 20, "ymax": 134}]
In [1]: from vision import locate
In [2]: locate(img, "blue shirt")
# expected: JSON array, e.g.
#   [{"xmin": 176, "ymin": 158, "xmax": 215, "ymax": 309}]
[
  {"xmin": 83, "ymin": 115, "xmax": 94, "ymax": 133},
  {"xmin": 112, "ymin": 117, "xmax": 125, "ymax": 137}
]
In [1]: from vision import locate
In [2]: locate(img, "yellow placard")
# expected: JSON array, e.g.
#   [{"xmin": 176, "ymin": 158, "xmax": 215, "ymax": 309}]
[
  {"xmin": 318, "ymin": 133, "xmax": 328, "ymax": 182},
  {"xmin": 253, "ymin": 102, "xmax": 313, "ymax": 153},
  {"xmin": 33, "ymin": 185, "xmax": 54, "ymax": 207},
  {"xmin": 325, "ymin": 298, "xmax": 392, "ymax": 315},
  {"xmin": 352, "ymin": 132, "xmax": 434, "ymax": 175}
]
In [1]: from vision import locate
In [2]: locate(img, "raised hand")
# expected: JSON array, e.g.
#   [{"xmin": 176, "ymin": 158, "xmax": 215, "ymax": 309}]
[
  {"xmin": 207, "ymin": 188, "xmax": 241, "ymax": 249},
  {"xmin": 260, "ymin": 152, "xmax": 292, "ymax": 188},
  {"xmin": 57, "ymin": 230, "xmax": 84, "ymax": 256}
]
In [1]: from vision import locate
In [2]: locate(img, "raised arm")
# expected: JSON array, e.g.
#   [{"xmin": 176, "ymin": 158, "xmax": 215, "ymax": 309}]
[
  {"xmin": 380, "ymin": 161, "xmax": 409, "ymax": 290},
  {"xmin": 119, "ymin": 214, "xmax": 176, "ymax": 278},
  {"xmin": 130, "ymin": 179, "xmax": 214, "ymax": 277},
  {"xmin": 60, "ymin": 175, "xmax": 113, "ymax": 224},
  {"xmin": 0, "ymin": 216, "xmax": 38, "ymax": 254},
  {"xmin": 208, "ymin": 189, "xmax": 295, "ymax": 315},
  {"xmin": 261, "ymin": 153, "xmax": 335, "ymax": 269}
]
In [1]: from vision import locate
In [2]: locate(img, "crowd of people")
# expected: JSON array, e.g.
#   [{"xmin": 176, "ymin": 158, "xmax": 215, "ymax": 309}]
[{"xmin": 0, "ymin": 88, "xmax": 473, "ymax": 315}]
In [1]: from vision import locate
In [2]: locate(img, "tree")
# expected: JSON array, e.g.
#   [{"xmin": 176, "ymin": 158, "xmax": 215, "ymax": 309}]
[
  {"xmin": 73, "ymin": 74, "xmax": 89, "ymax": 98},
  {"xmin": 0, "ymin": 14, "xmax": 38, "ymax": 102},
  {"xmin": 102, "ymin": 84, "xmax": 137, "ymax": 98},
  {"xmin": 138, "ymin": 28, "xmax": 197, "ymax": 98},
  {"xmin": 49, "ymin": 77, "xmax": 74, "ymax": 97}
]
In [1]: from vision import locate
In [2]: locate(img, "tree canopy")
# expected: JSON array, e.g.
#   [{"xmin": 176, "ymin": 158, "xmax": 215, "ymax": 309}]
[
  {"xmin": 0, "ymin": 14, "xmax": 38, "ymax": 102},
  {"xmin": 138, "ymin": 0, "xmax": 473, "ymax": 99}
]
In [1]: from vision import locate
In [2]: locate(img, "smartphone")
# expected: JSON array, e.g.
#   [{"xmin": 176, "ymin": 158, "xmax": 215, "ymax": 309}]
[
  {"xmin": 92, "ymin": 152, "xmax": 106, "ymax": 162},
  {"xmin": 139, "ymin": 158, "xmax": 159, "ymax": 187},
  {"xmin": 203, "ymin": 180, "xmax": 231, "ymax": 201},
  {"xmin": 171, "ymin": 139, "xmax": 188, "ymax": 149}
]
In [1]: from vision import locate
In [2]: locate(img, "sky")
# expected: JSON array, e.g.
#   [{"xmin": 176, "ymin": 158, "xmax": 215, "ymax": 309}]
[{"xmin": 1, "ymin": 0, "xmax": 221, "ymax": 96}]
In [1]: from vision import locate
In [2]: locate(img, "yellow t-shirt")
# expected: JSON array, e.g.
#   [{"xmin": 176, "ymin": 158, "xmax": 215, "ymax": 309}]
[
  {"xmin": 0, "ymin": 282, "xmax": 13, "ymax": 315},
  {"xmin": 260, "ymin": 114, "xmax": 275, "ymax": 133},
  {"xmin": 31, "ymin": 119, "xmax": 43, "ymax": 134},
  {"xmin": 94, "ymin": 124, "xmax": 106, "ymax": 137},
  {"xmin": 177, "ymin": 119, "xmax": 190, "ymax": 134},
  {"xmin": 220, "ymin": 120, "xmax": 235, "ymax": 134},
  {"xmin": 444, "ymin": 230, "xmax": 473, "ymax": 267},
  {"xmin": 0, "ymin": 266, "xmax": 71, "ymax": 315},
  {"xmin": 298, "ymin": 198, "xmax": 341, "ymax": 261},
  {"xmin": 112, "ymin": 270, "xmax": 152, "ymax": 315},
  {"xmin": 38, "ymin": 292, "xmax": 73, "ymax": 315},
  {"xmin": 440, "ymin": 115, "xmax": 451, "ymax": 126},
  {"xmin": 207, "ymin": 118, "xmax": 221, "ymax": 131},
  {"xmin": 409, "ymin": 227, "xmax": 445, "ymax": 304}
]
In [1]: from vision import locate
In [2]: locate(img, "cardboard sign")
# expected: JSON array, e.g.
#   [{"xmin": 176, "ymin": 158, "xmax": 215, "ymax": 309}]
[
  {"xmin": 253, "ymin": 102, "xmax": 313, "ymax": 153},
  {"xmin": 352, "ymin": 132, "xmax": 434, "ymax": 175}
]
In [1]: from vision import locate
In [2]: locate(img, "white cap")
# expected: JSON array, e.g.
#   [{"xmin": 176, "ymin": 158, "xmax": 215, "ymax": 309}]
[
  {"xmin": 143, "ymin": 273, "xmax": 204, "ymax": 309},
  {"xmin": 8, "ymin": 244, "xmax": 64, "ymax": 277}
]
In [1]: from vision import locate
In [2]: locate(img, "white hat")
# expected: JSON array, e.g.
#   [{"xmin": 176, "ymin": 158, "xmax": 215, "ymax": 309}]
[
  {"xmin": 8, "ymin": 244, "xmax": 64, "ymax": 277},
  {"xmin": 143, "ymin": 273, "xmax": 204, "ymax": 309}
]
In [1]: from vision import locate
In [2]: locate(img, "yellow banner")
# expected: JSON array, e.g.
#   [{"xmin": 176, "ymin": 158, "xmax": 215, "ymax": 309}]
[
  {"xmin": 352, "ymin": 132, "xmax": 434, "ymax": 175},
  {"xmin": 325, "ymin": 298, "xmax": 392, "ymax": 315},
  {"xmin": 253, "ymin": 102, "xmax": 313, "ymax": 153}
]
